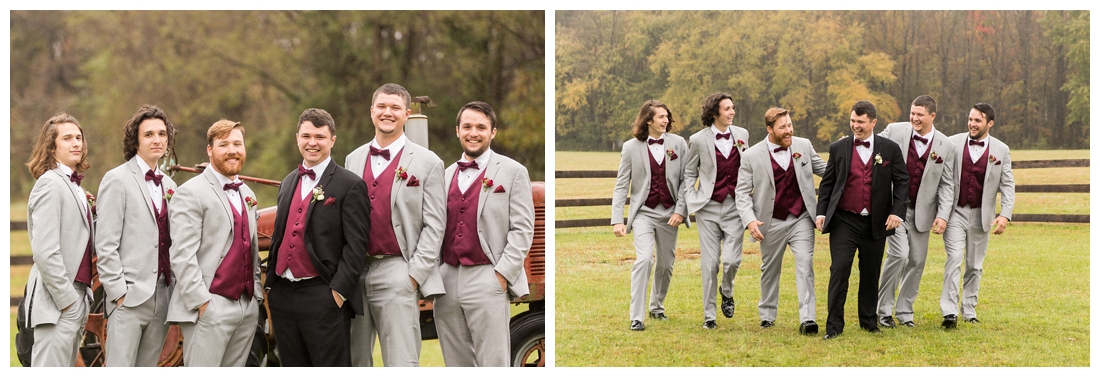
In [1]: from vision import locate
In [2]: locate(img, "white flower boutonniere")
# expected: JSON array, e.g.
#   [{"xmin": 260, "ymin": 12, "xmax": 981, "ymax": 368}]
[
  {"xmin": 312, "ymin": 185, "xmax": 325, "ymax": 202},
  {"xmin": 874, "ymin": 153, "xmax": 883, "ymax": 165}
]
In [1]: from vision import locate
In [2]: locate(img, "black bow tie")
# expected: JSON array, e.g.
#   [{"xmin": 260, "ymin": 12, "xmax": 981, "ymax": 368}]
[
  {"xmin": 853, "ymin": 138, "xmax": 871, "ymax": 148},
  {"xmin": 298, "ymin": 164, "xmax": 316, "ymax": 180},
  {"xmin": 648, "ymin": 138, "xmax": 664, "ymax": 145},
  {"xmin": 70, "ymin": 172, "xmax": 84, "ymax": 186},
  {"xmin": 369, "ymin": 146, "xmax": 391, "ymax": 160},
  {"xmin": 223, "ymin": 182, "xmax": 242, "ymax": 192},
  {"xmin": 773, "ymin": 146, "xmax": 788, "ymax": 153},
  {"xmin": 145, "ymin": 170, "xmax": 163, "ymax": 186},
  {"xmin": 458, "ymin": 160, "xmax": 479, "ymax": 172},
  {"xmin": 715, "ymin": 133, "xmax": 731, "ymax": 140},
  {"xmin": 912, "ymin": 135, "xmax": 928, "ymax": 144},
  {"xmin": 968, "ymin": 139, "xmax": 985, "ymax": 147}
]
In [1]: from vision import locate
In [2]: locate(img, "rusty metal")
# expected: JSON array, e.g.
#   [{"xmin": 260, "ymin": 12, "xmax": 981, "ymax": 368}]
[{"xmin": 167, "ymin": 163, "xmax": 282, "ymax": 188}]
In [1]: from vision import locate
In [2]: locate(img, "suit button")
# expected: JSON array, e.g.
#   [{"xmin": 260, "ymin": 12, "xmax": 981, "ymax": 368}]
[
  {"xmin": 459, "ymin": 222, "xmax": 464, "ymax": 226},
  {"xmin": 297, "ymin": 209, "xmax": 302, "ymax": 213},
  {"xmin": 372, "ymin": 182, "xmax": 378, "ymax": 187},
  {"xmin": 295, "ymin": 222, "xmax": 299, "ymax": 226},
  {"xmin": 460, "ymin": 208, "xmax": 466, "ymax": 213},
  {"xmin": 370, "ymin": 195, "xmax": 376, "ymax": 200}
]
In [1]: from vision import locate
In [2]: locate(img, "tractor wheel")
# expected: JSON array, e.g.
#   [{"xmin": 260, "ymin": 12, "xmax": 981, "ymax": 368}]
[{"xmin": 509, "ymin": 310, "xmax": 545, "ymax": 367}]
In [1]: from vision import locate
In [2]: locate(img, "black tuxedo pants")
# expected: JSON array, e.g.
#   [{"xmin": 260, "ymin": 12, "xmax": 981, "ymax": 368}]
[
  {"xmin": 269, "ymin": 277, "xmax": 353, "ymax": 366},
  {"xmin": 825, "ymin": 210, "xmax": 886, "ymax": 335}
]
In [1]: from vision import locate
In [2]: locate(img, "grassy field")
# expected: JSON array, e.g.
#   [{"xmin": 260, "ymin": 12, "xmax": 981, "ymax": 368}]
[{"xmin": 555, "ymin": 150, "xmax": 1090, "ymax": 366}]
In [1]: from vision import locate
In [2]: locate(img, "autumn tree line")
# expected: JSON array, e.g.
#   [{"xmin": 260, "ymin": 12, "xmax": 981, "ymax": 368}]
[
  {"xmin": 556, "ymin": 10, "xmax": 1089, "ymax": 152},
  {"xmin": 10, "ymin": 10, "xmax": 545, "ymax": 201}
]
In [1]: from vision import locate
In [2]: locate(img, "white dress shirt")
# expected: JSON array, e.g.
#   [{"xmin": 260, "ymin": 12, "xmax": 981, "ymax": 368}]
[
  {"xmin": 57, "ymin": 163, "xmax": 89, "ymax": 214},
  {"xmin": 855, "ymin": 135, "xmax": 874, "ymax": 164},
  {"xmin": 368, "ymin": 134, "xmax": 408, "ymax": 179},
  {"xmin": 298, "ymin": 157, "xmax": 331, "ymax": 201},
  {"xmin": 765, "ymin": 139, "xmax": 791, "ymax": 171},
  {"xmin": 136, "ymin": 158, "xmax": 166, "ymax": 212},
  {"xmin": 911, "ymin": 128, "xmax": 934, "ymax": 158},
  {"xmin": 711, "ymin": 125, "xmax": 734, "ymax": 157},
  {"xmin": 209, "ymin": 165, "xmax": 244, "ymax": 213},
  {"xmin": 456, "ymin": 150, "xmax": 493, "ymax": 194},
  {"xmin": 967, "ymin": 135, "xmax": 990, "ymax": 164},
  {"xmin": 646, "ymin": 136, "xmax": 666, "ymax": 165}
]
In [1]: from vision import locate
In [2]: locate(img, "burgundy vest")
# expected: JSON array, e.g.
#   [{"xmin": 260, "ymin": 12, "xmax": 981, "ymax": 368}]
[
  {"xmin": 75, "ymin": 203, "xmax": 94, "ymax": 286},
  {"xmin": 644, "ymin": 150, "xmax": 675, "ymax": 209},
  {"xmin": 906, "ymin": 137, "xmax": 931, "ymax": 205},
  {"xmin": 209, "ymin": 197, "xmax": 254, "ymax": 300},
  {"xmin": 771, "ymin": 154, "xmax": 805, "ymax": 220},
  {"xmin": 958, "ymin": 144, "xmax": 989, "ymax": 208},
  {"xmin": 442, "ymin": 169, "xmax": 493, "ymax": 267},
  {"xmin": 838, "ymin": 142, "xmax": 873, "ymax": 214},
  {"xmin": 154, "ymin": 198, "xmax": 172, "ymax": 286},
  {"xmin": 711, "ymin": 146, "xmax": 740, "ymax": 203},
  {"xmin": 363, "ymin": 150, "xmax": 404, "ymax": 256},
  {"xmin": 275, "ymin": 178, "xmax": 320, "ymax": 278}
]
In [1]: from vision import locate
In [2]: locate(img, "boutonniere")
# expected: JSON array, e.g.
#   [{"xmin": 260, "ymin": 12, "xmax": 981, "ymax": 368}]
[
  {"xmin": 930, "ymin": 151, "xmax": 944, "ymax": 164},
  {"xmin": 395, "ymin": 166, "xmax": 408, "ymax": 182},
  {"xmin": 874, "ymin": 153, "xmax": 883, "ymax": 165},
  {"xmin": 793, "ymin": 152, "xmax": 802, "ymax": 160},
  {"xmin": 988, "ymin": 155, "xmax": 1001, "ymax": 165},
  {"xmin": 482, "ymin": 178, "xmax": 494, "ymax": 190},
  {"xmin": 85, "ymin": 190, "xmax": 97, "ymax": 218},
  {"xmin": 163, "ymin": 188, "xmax": 175, "ymax": 201},
  {"xmin": 311, "ymin": 186, "xmax": 325, "ymax": 202},
  {"xmin": 666, "ymin": 148, "xmax": 678, "ymax": 161},
  {"xmin": 245, "ymin": 196, "xmax": 258, "ymax": 209},
  {"xmin": 736, "ymin": 139, "xmax": 746, "ymax": 151}
]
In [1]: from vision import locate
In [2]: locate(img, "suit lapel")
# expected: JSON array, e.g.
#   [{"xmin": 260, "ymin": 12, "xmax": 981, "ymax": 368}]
[
  {"xmin": 477, "ymin": 154, "xmax": 500, "ymax": 219},
  {"xmin": 56, "ymin": 169, "xmax": 91, "ymax": 230},
  {"xmin": 391, "ymin": 146, "xmax": 414, "ymax": 209},
  {"xmin": 128, "ymin": 157, "xmax": 159, "ymax": 220},
  {"xmin": 203, "ymin": 168, "xmax": 235, "ymax": 226},
  {"xmin": 983, "ymin": 137, "xmax": 1001, "ymax": 188},
  {"xmin": 703, "ymin": 129, "xmax": 717, "ymax": 176},
  {"xmin": 303, "ymin": 163, "xmax": 337, "ymax": 232},
  {"xmin": 760, "ymin": 144, "xmax": 775, "ymax": 190}
]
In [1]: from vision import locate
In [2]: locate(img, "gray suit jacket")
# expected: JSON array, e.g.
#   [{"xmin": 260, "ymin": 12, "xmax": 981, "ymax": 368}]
[
  {"xmin": 682, "ymin": 126, "xmax": 750, "ymax": 214},
  {"xmin": 948, "ymin": 133, "xmax": 1015, "ymax": 232},
  {"xmin": 734, "ymin": 137, "xmax": 826, "ymax": 234},
  {"xmin": 880, "ymin": 123, "xmax": 956, "ymax": 232},
  {"xmin": 346, "ymin": 140, "xmax": 446, "ymax": 299},
  {"xmin": 95, "ymin": 156, "xmax": 178, "ymax": 315},
  {"xmin": 611, "ymin": 134, "xmax": 690, "ymax": 233},
  {"xmin": 25, "ymin": 167, "xmax": 95, "ymax": 327},
  {"xmin": 167, "ymin": 167, "xmax": 261, "ymax": 323},
  {"xmin": 442, "ymin": 152, "xmax": 535, "ymax": 299}
]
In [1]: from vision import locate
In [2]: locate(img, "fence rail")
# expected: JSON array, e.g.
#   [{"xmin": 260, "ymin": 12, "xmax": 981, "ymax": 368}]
[{"xmin": 556, "ymin": 159, "xmax": 1090, "ymax": 227}]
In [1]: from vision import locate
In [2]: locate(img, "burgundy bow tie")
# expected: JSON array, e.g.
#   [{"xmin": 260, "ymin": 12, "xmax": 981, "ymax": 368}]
[
  {"xmin": 70, "ymin": 172, "xmax": 84, "ymax": 186},
  {"xmin": 369, "ymin": 146, "xmax": 391, "ymax": 160},
  {"xmin": 853, "ymin": 138, "xmax": 871, "ymax": 148},
  {"xmin": 223, "ymin": 182, "xmax": 243, "ymax": 192},
  {"xmin": 298, "ymin": 164, "xmax": 316, "ymax": 180},
  {"xmin": 458, "ymin": 160, "xmax": 479, "ymax": 172},
  {"xmin": 145, "ymin": 170, "xmax": 163, "ymax": 186},
  {"xmin": 912, "ymin": 135, "xmax": 928, "ymax": 144},
  {"xmin": 715, "ymin": 133, "xmax": 731, "ymax": 140},
  {"xmin": 773, "ymin": 146, "xmax": 788, "ymax": 153},
  {"xmin": 648, "ymin": 138, "xmax": 664, "ymax": 145},
  {"xmin": 968, "ymin": 139, "xmax": 985, "ymax": 147}
]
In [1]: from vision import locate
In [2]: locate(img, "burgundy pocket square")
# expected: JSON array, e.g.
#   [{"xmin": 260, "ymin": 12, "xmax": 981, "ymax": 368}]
[
  {"xmin": 494, "ymin": 185, "xmax": 506, "ymax": 193},
  {"xmin": 407, "ymin": 176, "xmax": 421, "ymax": 186},
  {"xmin": 323, "ymin": 197, "xmax": 336, "ymax": 206},
  {"xmin": 995, "ymin": 161, "xmax": 1002, "ymax": 165}
]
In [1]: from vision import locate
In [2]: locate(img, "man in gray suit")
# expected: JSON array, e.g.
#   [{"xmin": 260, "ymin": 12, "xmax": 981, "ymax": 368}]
[
  {"xmin": 346, "ymin": 83, "xmax": 446, "ymax": 367},
  {"xmin": 436, "ymin": 101, "xmax": 534, "ymax": 366},
  {"xmin": 168, "ymin": 119, "xmax": 262, "ymax": 367},
  {"xmin": 734, "ymin": 107, "xmax": 826, "ymax": 334},
  {"xmin": 612, "ymin": 99, "xmax": 689, "ymax": 331},
  {"xmin": 24, "ymin": 113, "xmax": 95, "ymax": 367},
  {"xmin": 875, "ymin": 95, "xmax": 956, "ymax": 329},
  {"xmin": 940, "ymin": 103, "xmax": 1014, "ymax": 329},
  {"xmin": 95, "ymin": 105, "xmax": 179, "ymax": 366},
  {"xmin": 682, "ymin": 92, "xmax": 749, "ymax": 329}
]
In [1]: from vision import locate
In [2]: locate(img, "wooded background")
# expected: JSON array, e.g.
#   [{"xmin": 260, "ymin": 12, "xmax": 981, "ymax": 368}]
[
  {"xmin": 556, "ymin": 10, "xmax": 1089, "ymax": 151},
  {"xmin": 10, "ymin": 10, "xmax": 545, "ymax": 200}
]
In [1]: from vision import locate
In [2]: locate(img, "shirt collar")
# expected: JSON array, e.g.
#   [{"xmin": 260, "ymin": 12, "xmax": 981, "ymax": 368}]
[
  {"xmin": 208, "ymin": 164, "xmax": 241, "ymax": 187},
  {"xmin": 56, "ymin": 162, "xmax": 74, "ymax": 177},
  {"xmin": 765, "ymin": 138, "xmax": 786, "ymax": 152},
  {"xmin": 913, "ymin": 127, "xmax": 935, "ymax": 142},
  {"xmin": 371, "ymin": 134, "xmax": 408, "ymax": 154},
  {"xmin": 856, "ymin": 135, "xmax": 874, "ymax": 148},
  {"xmin": 647, "ymin": 135, "xmax": 665, "ymax": 143},
  {"xmin": 460, "ymin": 149, "xmax": 493, "ymax": 169},
  {"xmin": 302, "ymin": 156, "xmax": 332, "ymax": 178},
  {"xmin": 710, "ymin": 125, "xmax": 731, "ymax": 137},
  {"xmin": 135, "ymin": 157, "xmax": 160, "ymax": 176}
]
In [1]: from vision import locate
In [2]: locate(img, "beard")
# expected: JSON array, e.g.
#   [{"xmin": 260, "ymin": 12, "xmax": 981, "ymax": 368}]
[
  {"xmin": 462, "ymin": 141, "xmax": 490, "ymax": 159},
  {"xmin": 212, "ymin": 152, "xmax": 246, "ymax": 176}
]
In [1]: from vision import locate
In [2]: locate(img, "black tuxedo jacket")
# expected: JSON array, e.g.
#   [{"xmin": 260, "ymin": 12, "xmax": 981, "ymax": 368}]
[
  {"xmin": 265, "ymin": 162, "xmax": 371, "ymax": 316},
  {"xmin": 816, "ymin": 134, "xmax": 909, "ymax": 240}
]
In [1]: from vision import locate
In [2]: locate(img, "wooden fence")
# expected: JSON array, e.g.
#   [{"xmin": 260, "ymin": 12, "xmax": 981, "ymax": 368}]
[{"xmin": 556, "ymin": 159, "xmax": 1090, "ymax": 228}]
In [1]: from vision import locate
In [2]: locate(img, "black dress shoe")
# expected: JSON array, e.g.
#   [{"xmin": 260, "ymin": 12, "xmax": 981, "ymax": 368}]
[
  {"xmin": 760, "ymin": 320, "xmax": 775, "ymax": 329},
  {"xmin": 721, "ymin": 295, "xmax": 735, "ymax": 318},
  {"xmin": 799, "ymin": 321, "xmax": 819, "ymax": 335},
  {"xmin": 965, "ymin": 317, "xmax": 980, "ymax": 324},
  {"xmin": 649, "ymin": 312, "xmax": 669, "ymax": 321},
  {"xmin": 860, "ymin": 326, "xmax": 881, "ymax": 333},
  {"xmin": 823, "ymin": 332, "xmax": 841, "ymax": 340},
  {"xmin": 941, "ymin": 314, "xmax": 957, "ymax": 329},
  {"xmin": 630, "ymin": 320, "xmax": 645, "ymax": 331},
  {"xmin": 901, "ymin": 320, "xmax": 917, "ymax": 328},
  {"xmin": 703, "ymin": 320, "xmax": 717, "ymax": 329},
  {"xmin": 878, "ymin": 316, "xmax": 896, "ymax": 328}
]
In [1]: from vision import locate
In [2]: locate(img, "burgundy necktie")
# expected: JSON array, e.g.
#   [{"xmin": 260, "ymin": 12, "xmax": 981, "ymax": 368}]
[
  {"xmin": 70, "ymin": 173, "xmax": 84, "ymax": 186},
  {"xmin": 297, "ymin": 165, "xmax": 316, "ymax": 180},
  {"xmin": 145, "ymin": 170, "xmax": 163, "ymax": 186},
  {"xmin": 224, "ymin": 182, "xmax": 243, "ymax": 192},
  {"xmin": 912, "ymin": 135, "xmax": 928, "ymax": 145},
  {"xmin": 369, "ymin": 146, "xmax": 391, "ymax": 160},
  {"xmin": 773, "ymin": 146, "xmax": 788, "ymax": 153},
  {"xmin": 854, "ymin": 138, "xmax": 871, "ymax": 148},
  {"xmin": 715, "ymin": 133, "xmax": 731, "ymax": 140},
  {"xmin": 648, "ymin": 138, "xmax": 664, "ymax": 145},
  {"xmin": 458, "ymin": 160, "xmax": 479, "ymax": 172},
  {"xmin": 968, "ymin": 139, "xmax": 985, "ymax": 147}
]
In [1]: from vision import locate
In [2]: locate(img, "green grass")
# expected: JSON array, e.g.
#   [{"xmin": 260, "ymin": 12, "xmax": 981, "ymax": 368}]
[{"xmin": 555, "ymin": 223, "xmax": 1089, "ymax": 366}]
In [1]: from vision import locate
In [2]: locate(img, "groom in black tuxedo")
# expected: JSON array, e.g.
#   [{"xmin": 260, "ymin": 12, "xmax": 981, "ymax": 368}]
[
  {"xmin": 815, "ymin": 100, "xmax": 909, "ymax": 339},
  {"xmin": 265, "ymin": 108, "xmax": 371, "ymax": 366}
]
